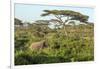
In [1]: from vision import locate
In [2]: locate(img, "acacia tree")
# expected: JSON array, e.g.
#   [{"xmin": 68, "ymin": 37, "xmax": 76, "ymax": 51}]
[{"xmin": 41, "ymin": 10, "xmax": 89, "ymax": 36}]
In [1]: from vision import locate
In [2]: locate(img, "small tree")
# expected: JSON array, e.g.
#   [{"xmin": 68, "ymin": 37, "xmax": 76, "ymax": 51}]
[
  {"xmin": 41, "ymin": 10, "xmax": 89, "ymax": 36},
  {"xmin": 14, "ymin": 18, "xmax": 23, "ymax": 25}
]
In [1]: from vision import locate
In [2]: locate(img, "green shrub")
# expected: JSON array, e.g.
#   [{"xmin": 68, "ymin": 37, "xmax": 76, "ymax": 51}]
[{"xmin": 15, "ymin": 24, "xmax": 94, "ymax": 65}]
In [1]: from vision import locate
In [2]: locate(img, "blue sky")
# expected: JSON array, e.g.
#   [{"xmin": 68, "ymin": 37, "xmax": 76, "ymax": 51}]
[{"xmin": 15, "ymin": 4, "xmax": 94, "ymax": 23}]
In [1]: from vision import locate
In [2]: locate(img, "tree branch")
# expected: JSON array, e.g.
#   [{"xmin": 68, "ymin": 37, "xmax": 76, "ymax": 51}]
[
  {"xmin": 64, "ymin": 16, "xmax": 71, "ymax": 24},
  {"xmin": 54, "ymin": 15, "xmax": 63, "ymax": 23}
]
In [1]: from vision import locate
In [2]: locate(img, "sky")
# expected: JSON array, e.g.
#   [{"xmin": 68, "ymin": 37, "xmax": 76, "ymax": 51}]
[{"xmin": 15, "ymin": 3, "xmax": 94, "ymax": 23}]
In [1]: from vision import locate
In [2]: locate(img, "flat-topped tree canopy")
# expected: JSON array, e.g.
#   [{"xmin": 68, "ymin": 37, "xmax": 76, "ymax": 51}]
[{"xmin": 41, "ymin": 10, "xmax": 89, "ymax": 23}]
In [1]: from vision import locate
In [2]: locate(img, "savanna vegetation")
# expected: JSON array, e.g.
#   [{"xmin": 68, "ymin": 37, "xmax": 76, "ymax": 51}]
[{"xmin": 14, "ymin": 10, "xmax": 94, "ymax": 65}]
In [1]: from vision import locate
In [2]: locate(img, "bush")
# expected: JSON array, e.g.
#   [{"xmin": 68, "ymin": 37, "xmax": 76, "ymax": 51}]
[{"xmin": 15, "ymin": 24, "xmax": 94, "ymax": 65}]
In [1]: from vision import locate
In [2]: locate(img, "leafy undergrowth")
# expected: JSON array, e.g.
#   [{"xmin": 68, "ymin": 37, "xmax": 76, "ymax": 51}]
[{"xmin": 15, "ymin": 24, "xmax": 94, "ymax": 65}]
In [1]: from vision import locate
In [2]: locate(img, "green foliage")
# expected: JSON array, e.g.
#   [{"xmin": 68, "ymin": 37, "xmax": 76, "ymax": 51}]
[
  {"xmin": 41, "ymin": 10, "xmax": 89, "ymax": 22},
  {"xmin": 15, "ymin": 22, "xmax": 94, "ymax": 65},
  {"xmin": 14, "ymin": 18, "xmax": 23, "ymax": 25},
  {"xmin": 15, "ymin": 28, "xmax": 42, "ymax": 51}
]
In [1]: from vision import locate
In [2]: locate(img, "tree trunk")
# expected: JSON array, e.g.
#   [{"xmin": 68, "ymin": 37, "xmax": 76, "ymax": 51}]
[{"xmin": 63, "ymin": 25, "xmax": 67, "ymax": 37}]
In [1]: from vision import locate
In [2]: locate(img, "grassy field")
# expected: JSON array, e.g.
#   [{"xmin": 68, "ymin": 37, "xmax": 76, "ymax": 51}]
[{"xmin": 15, "ymin": 23, "xmax": 94, "ymax": 65}]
